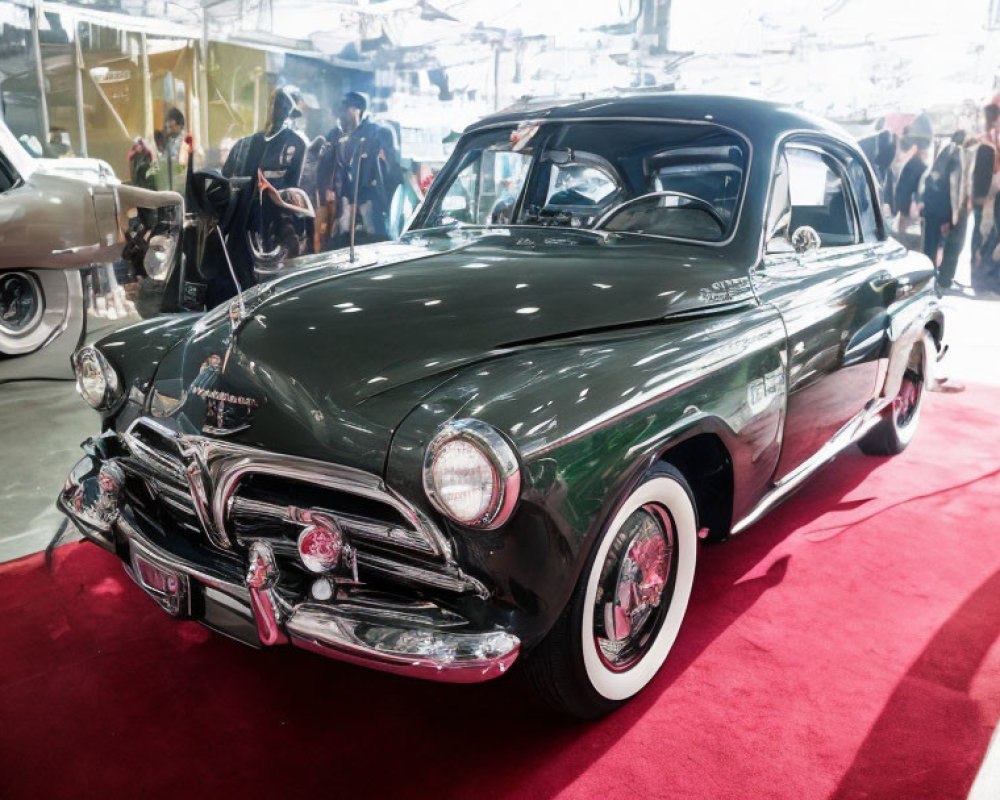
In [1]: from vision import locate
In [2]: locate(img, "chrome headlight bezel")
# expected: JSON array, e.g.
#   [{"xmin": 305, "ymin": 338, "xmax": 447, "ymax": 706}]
[
  {"xmin": 423, "ymin": 419, "xmax": 521, "ymax": 530},
  {"xmin": 72, "ymin": 345, "xmax": 123, "ymax": 412},
  {"xmin": 143, "ymin": 231, "xmax": 177, "ymax": 281}
]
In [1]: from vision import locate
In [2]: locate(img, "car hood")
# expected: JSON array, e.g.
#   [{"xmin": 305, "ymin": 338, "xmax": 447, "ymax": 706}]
[{"xmin": 147, "ymin": 228, "xmax": 751, "ymax": 472}]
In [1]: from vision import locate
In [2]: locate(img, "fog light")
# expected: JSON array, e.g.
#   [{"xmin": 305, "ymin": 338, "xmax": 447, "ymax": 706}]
[
  {"xmin": 297, "ymin": 515, "xmax": 344, "ymax": 573},
  {"xmin": 310, "ymin": 578, "xmax": 334, "ymax": 601}
]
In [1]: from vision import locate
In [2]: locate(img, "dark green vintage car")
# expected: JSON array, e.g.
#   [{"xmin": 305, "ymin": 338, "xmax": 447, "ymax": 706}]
[{"xmin": 59, "ymin": 94, "xmax": 943, "ymax": 718}]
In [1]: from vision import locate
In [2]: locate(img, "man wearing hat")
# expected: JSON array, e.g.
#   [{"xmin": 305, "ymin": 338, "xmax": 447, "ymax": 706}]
[{"xmin": 328, "ymin": 91, "xmax": 402, "ymax": 249}]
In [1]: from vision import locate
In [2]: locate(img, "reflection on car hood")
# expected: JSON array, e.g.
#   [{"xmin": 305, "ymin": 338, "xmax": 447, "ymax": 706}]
[{"xmin": 150, "ymin": 228, "xmax": 751, "ymax": 471}]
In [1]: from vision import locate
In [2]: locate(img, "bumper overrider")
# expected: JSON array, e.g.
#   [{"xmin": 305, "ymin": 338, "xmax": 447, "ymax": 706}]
[{"xmin": 56, "ymin": 431, "xmax": 519, "ymax": 683}]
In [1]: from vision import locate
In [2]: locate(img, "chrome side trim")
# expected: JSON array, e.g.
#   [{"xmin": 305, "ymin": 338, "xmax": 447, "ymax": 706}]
[{"xmin": 731, "ymin": 400, "xmax": 887, "ymax": 535}]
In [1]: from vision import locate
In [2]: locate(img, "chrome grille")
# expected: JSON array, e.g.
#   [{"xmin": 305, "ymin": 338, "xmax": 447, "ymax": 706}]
[
  {"xmin": 113, "ymin": 418, "xmax": 483, "ymax": 596},
  {"xmin": 227, "ymin": 484, "xmax": 439, "ymax": 557},
  {"xmin": 119, "ymin": 422, "xmax": 201, "ymax": 536}
]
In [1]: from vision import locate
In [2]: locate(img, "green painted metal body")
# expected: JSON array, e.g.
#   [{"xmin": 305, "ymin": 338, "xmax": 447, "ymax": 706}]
[{"xmin": 93, "ymin": 95, "xmax": 944, "ymax": 648}]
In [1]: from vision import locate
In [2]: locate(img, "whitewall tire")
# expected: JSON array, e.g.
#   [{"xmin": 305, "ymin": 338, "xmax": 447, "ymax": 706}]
[{"xmin": 524, "ymin": 463, "xmax": 698, "ymax": 718}]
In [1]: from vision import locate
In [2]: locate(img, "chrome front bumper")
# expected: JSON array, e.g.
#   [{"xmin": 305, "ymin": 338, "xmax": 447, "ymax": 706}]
[{"xmin": 57, "ymin": 464, "xmax": 519, "ymax": 684}]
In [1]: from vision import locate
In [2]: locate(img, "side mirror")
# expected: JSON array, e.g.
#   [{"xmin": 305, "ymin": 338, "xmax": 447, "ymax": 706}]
[{"xmin": 791, "ymin": 225, "xmax": 821, "ymax": 254}]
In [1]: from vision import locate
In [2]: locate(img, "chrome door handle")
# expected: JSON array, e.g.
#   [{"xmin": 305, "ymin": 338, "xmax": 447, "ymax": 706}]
[{"xmin": 869, "ymin": 274, "xmax": 896, "ymax": 291}]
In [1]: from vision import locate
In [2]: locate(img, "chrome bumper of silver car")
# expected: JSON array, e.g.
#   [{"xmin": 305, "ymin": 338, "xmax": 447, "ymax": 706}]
[{"xmin": 57, "ymin": 484, "xmax": 519, "ymax": 684}]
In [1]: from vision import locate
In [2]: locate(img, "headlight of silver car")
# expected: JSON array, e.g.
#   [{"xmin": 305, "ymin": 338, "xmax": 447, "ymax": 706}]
[
  {"xmin": 423, "ymin": 419, "xmax": 521, "ymax": 529},
  {"xmin": 143, "ymin": 231, "xmax": 177, "ymax": 281},
  {"xmin": 72, "ymin": 345, "xmax": 122, "ymax": 411}
]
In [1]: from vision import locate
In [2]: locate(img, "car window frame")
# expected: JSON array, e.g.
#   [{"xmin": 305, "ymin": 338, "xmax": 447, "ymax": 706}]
[{"xmin": 777, "ymin": 141, "xmax": 861, "ymax": 251}]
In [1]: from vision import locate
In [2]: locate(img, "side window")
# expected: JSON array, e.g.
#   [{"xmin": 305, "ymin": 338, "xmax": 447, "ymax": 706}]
[
  {"xmin": 437, "ymin": 159, "xmax": 479, "ymax": 225},
  {"xmin": 429, "ymin": 147, "xmax": 531, "ymax": 227},
  {"xmin": 0, "ymin": 152, "xmax": 19, "ymax": 193},
  {"xmin": 783, "ymin": 146, "xmax": 858, "ymax": 248},
  {"xmin": 845, "ymin": 155, "xmax": 882, "ymax": 242}
]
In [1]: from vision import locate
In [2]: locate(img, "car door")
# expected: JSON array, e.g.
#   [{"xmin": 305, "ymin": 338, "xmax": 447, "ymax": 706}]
[{"xmin": 753, "ymin": 137, "xmax": 895, "ymax": 481}]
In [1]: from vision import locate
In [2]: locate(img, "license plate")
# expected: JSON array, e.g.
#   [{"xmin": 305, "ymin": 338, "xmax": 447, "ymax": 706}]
[{"xmin": 128, "ymin": 549, "xmax": 190, "ymax": 616}]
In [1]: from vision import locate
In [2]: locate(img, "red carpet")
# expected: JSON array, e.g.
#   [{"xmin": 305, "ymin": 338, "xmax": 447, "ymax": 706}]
[{"xmin": 2, "ymin": 386, "xmax": 1000, "ymax": 799}]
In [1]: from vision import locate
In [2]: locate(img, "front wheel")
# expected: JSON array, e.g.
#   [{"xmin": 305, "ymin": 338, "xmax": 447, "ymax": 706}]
[
  {"xmin": 524, "ymin": 464, "xmax": 698, "ymax": 718},
  {"xmin": 858, "ymin": 332, "xmax": 930, "ymax": 456}
]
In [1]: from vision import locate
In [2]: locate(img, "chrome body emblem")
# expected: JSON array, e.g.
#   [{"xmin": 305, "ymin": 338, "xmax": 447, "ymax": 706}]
[{"xmin": 188, "ymin": 353, "xmax": 259, "ymax": 436}]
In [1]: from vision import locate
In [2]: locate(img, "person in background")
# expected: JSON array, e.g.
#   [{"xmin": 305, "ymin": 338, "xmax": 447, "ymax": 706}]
[
  {"xmin": 892, "ymin": 132, "xmax": 929, "ymax": 250},
  {"xmin": 47, "ymin": 127, "xmax": 73, "ymax": 157},
  {"xmin": 315, "ymin": 122, "xmax": 343, "ymax": 250},
  {"xmin": 159, "ymin": 107, "xmax": 187, "ymax": 192},
  {"xmin": 859, "ymin": 124, "xmax": 896, "ymax": 191},
  {"xmin": 921, "ymin": 131, "xmax": 969, "ymax": 289},
  {"xmin": 330, "ymin": 91, "xmax": 402, "ymax": 248},
  {"xmin": 970, "ymin": 103, "xmax": 1000, "ymax": 289},
  {"xmin": 126, "ymin": 136, "xmax": 156, "ymax": 190}
]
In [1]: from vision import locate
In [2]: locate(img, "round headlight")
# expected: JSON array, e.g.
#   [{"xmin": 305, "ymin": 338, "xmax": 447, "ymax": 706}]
[
  {"xmin": 73, "ymin": 346, "xmax": 122, "ymax": 411},
  {"xmin": 423, "ymin": 419, "xmax": 520, "ymax": 529},
  {"xmin": 143, "ymin": 233, "xmax": 175, "ymax": 281}
]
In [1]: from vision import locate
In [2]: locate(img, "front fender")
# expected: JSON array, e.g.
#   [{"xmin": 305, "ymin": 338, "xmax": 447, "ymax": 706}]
[
  {"xmin": 95, "ymin": 313, "xmax": 201, "ymax": 427},
  {"xmin": 386, "ymin": 305, "xmax": 787, "ymax": 647}
]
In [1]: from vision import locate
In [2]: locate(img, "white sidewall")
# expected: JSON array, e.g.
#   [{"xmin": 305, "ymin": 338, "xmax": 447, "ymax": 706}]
[
  {"xmin": 896, "ymin": 333, "xmax": 930, "ymax": 446},
  {"xmin": 580, "ymin": 476, "xmax": 697, "ymax": 701}
]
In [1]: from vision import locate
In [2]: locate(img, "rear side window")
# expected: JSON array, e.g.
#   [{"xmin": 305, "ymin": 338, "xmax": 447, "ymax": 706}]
[
  {"xmin": 783, "ymin": 146, "xmax": 858, "ymax": 248},
  {"xmin": 0, "ymin": 152, "xmax": 19, "ymax": 193},
  {"xmin": 845, "ymin": 154, "xmax": 882, "ymax": 242}
]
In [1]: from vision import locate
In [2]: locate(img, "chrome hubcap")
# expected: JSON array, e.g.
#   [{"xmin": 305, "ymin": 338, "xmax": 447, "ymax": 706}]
[
  {"xmin": 0, "ymin": 272, "xmax": 42, "ymax": 335},
  {"xmin": 893, "ymin": 364, "xmax": 923, "ymax": 429},
  {"xmin": 594, "ymin": 503, "xmax": 675, "ymax": 671}
]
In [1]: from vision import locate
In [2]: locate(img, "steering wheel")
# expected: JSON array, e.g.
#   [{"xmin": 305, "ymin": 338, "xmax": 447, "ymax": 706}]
[{"xmin": 596, "ymin": 191, "xmax": 726, "ymax": 233}]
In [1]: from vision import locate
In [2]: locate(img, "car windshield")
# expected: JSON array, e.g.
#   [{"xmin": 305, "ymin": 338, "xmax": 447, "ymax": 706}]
[{"xmin": 411, "ymin": 120, "xmax": 748, "ymax": 243}]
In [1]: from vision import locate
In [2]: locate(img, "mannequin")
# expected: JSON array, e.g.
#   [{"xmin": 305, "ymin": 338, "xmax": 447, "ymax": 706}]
[{"xmin": 217, "ymin": 86, "xmax": 311, "ymax": 301}]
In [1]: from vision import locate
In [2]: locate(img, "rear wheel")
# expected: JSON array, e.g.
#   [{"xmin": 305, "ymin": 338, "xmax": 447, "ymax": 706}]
[
  {"xmin": 0, "ymin": 271, "xmax": 85, "ymax": 380},
  {"xmin": 0, "ymin": 271, "xmax": 44, "ymax": 349},
  {"xmin": 859, "ymin": 332, "xmax": 930, "ymax": 456},
  {"xmin": 524, "ymin": 464, "xmax": 697, "ymax": 719}
]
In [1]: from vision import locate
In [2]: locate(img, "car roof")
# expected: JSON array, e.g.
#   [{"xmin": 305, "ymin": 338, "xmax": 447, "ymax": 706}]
[{"xmin": 465, "ymin": 92, "xmax": 847, "ymax": 146}]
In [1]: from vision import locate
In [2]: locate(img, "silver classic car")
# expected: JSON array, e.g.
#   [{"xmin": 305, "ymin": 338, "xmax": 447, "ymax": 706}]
[{"xmin": 0, "ymin": 117, "xmax": 182, "ymax": 381}]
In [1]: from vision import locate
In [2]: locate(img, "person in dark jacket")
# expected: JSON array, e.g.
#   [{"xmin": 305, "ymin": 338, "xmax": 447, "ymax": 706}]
[
  {"xmin": 315, "ymin": 123, "xmax": 343, "ymax": 250},
  {"xmin": 971, "ymin": 103, "xmax": 1000, "ymax": 277},
  {"xmin": 892, "ymin": 135, "xmax": 928, "ymax": 250},
  {"xmin": 859, "ymin": 127, "xmax": 897, "ymax": 190},
  {"xmin": 921, "ymin": 131, "xmax": 968, "ymax": 288},
  {"xmin": 329, "ymin": 91, "xmax": 402, "ymax": 249}
]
